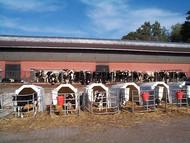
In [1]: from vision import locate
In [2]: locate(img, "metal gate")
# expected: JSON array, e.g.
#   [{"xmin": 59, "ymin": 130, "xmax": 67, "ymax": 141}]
[
  {"xmin": 50, "ymin": 93, "xmax": 80, "ymax": 117},
  {"xmin": 166, "ymin": 89, "xmax": 188, "ymax": 110},
  {"xmin": 131, "ymin": 90, "xmax": 156, "ymax": 113},
  {"xmin": 0, "ymin": 93, "xmax": 38, "ymax": 120},
  {"xmin": 86, "ymin": 91, "xmax": 119, "ymax": 115}
]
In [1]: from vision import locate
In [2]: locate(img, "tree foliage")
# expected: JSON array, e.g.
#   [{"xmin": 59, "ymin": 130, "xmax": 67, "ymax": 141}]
[
  {"xmin": 122, "ymin": 21, "xmax": 169, "ymax": 42},
  {"xmin": 122, "ymin": 10, "xmax": 190, "ymax": 43},
  {"xmin": 170, "ymin": 23, "xmax": 182, "ymax": 42},
  {"xmin": 186, "ymin": 10, "xmax": 190, "ymax": 20},
  {"xmin": 180, "ymin": 10, "xmax": 190, "ymax": 43}
]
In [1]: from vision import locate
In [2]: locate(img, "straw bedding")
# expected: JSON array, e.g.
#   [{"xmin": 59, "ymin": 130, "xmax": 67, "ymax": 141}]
[
  {"xmin": 1, "ymin": 106, "xmax": 190, "ymax": 134},
  {"xmin": 0, "ymin": 83, "xmax": 190, "ymax": 134}
]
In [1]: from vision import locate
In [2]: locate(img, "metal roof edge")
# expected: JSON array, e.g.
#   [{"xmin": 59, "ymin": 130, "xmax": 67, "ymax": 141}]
[
  {"xmin": 1, "ymin": 45, "xmax": 190, "ymax": 54},
  {"xmin": 0, "ymin": 35, "xmax": 190, "ymax": 49}
]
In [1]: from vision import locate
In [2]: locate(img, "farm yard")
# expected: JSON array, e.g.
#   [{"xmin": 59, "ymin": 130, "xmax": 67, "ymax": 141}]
[
  {"xmin": 0, "ymin": 82, "xmax": 190, "ymax": 143},
  {"xmin": 0, "ymin": 35, "xmax": 190, "ymax": 142}
]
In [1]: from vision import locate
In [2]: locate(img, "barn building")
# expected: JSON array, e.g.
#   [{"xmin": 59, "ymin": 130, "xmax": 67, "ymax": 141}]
[{"xmin": 0, "ymin": 35, "xmax": 190, "ymax": 81}]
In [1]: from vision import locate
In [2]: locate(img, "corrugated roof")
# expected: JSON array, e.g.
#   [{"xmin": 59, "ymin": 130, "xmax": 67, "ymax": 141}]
[{"xmin": 0, "ymin": 35, "xmax": 190, "ymax": 54}]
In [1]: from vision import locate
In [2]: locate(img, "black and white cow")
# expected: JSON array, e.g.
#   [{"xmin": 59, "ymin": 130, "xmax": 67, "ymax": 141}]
[
  {"xmin": 157, "ymin": 71, "xmax": 169, "ymax": 82},
  {"xmin": 13, "ymin": 93, "xmax": 37, "ymax": 118},
  {"xmin": 2, "ymin": 78, "xmax": 15, "ymax": 83},
  {"xmin": 169, "ymin": 71, "xmax": 179, "ymax": 82},
  {"xmin": 58, "ymin": 69, "xmax": 75, "ymax": 84},
  {"xmin": 143, "ymin": 71, "xmax": 155, "ymax": 82},
  {"xmin": 93, "ymin": 91, "xmax": 105, "ymax": 111},
  {"xmin": 109, "ymin": 70, "xmax": 117, "ymax": 83},
  {"xmin": 85, "ymin": 71, "xmax": 92, "ymax": 84},
  {"xmin": 178, "ymin": 72, "xmax": 187, "ymax": 81},
  {"xmin": 74, "ymin": 70, "xmax": 91, "ymax": 85},
  {"xmin": 35, "ymin": 70, "xmax": 46, "ymax": 82},
  {"xmin": 47, "ymin": 70, "xmax": 60, "ymax": 84},
  {"xmin": 64, "ymin": 93, "xmax": 76, "ymax": 114}
]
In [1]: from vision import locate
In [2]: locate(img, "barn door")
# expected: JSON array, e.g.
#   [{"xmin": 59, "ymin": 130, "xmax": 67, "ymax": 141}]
[
  {"xmin": 5, "ymin": 64, "xmax": 21, "ymax": 81},
  {"xmin": 96, "ymin": 65, "xmax": 109, "ymax": 72}
]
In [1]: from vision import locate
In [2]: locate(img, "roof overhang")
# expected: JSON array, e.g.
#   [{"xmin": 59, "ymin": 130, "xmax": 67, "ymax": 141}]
[{"xmin": 1, "ymin": 35, "xmax": 190, "ymax": 54}]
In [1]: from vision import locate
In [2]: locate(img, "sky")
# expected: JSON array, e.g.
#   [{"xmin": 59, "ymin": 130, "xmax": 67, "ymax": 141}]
[{"xmin": 0, "ymin": 0, "xmax": 189, "ymax": 39}]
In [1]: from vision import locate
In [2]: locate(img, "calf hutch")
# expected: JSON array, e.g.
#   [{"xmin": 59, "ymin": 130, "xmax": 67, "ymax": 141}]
[
  {"xmin": 140, "ymin": 82, "xmax": 170, "ymax": 109},
  {"xmin": 1, "ymin": 85, "xmax": 46, "ymax": 119},
  {"xmin": 50, "ymin": 84, "xmax": 80, "ymax": 116},
  {"xmin": 110, "ymin": 82, "xmax": 140, "ymax": 105},
  {"xmin": 168, "ymin": 82, "xmax": 189, "ymax": 108},
  {"xmin": 110, "ymin": 82, "xmax": 155, "ymax": 112},
  {"xmin": 0, "ymin": 35, "xmax": 190, "ymax": 84},
  {"xmin": 82, "ymin": 83, "xmax": 118, "ymax": 114}
]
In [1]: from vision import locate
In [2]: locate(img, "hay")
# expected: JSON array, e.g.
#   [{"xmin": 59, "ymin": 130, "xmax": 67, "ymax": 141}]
[
  {"xmin": 1, "ymin": 83, "xmax": 190, "ymax": 134},
  {"xmin": 88, "ymin": 104, "xmax": 117, "ymax": 114},
  {"xmin": 23, "ymin": 104, "xmax": 34, "ymax": 111},
  {"xmin": 52, "ymin": 105, "xmax": 77, "ymax": 116},
  {"xmin": 1, "ymin": 107, "xmax": 190, "ymax": 134}
]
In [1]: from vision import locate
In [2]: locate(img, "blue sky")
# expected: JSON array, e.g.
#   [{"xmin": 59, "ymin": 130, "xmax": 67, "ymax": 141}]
[{"xmin": 0, "ymin": 0, "xmax": 189, "ymax": 39}]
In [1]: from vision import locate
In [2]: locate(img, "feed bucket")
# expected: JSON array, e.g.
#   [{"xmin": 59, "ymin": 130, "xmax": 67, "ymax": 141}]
[
  {"xmin": 142, "ymin": 92, "xmax": 149, "ymax": 101},
  {"xmin": 176, "ymin": 91, "xmax": 184, "ymax": 99},
  {"xmin": 57, "ymin": 96, "xmax": 65, "ymax": 105}
]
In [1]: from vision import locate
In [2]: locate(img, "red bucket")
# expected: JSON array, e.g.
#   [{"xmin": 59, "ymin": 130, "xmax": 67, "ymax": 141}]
[
  {"xmin": 142, "ymin": 92, "xmax": 149, "ymax": 101},
  {"xmin": 57, "ymin": 96, "xmax": 65, "ymax": 105},
  {"xmin": 176, "ymin": 91, "xmax": 184, "ymax": 99}
]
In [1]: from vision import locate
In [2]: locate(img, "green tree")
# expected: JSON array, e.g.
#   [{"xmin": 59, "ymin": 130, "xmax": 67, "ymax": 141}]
[
  {"xmin": 138, "ymin": 21, "xmax": 152, "ymax": 41},
  {"xmin": 170, "ymin": 23, "xmax": 182, "ymax": 42},
  {"xmin": 122, "ymin": 32, "xmax": 139, "ymax": 40},
  {"xmin": 122, "ymin": 21, "xmax": 169, "ymax": 42},
  {"xmin": 186, "ymin": 10, "xmax": 190, "ymax": 20},
  {"xmin": 180, "ymin": 10, "xmax": 190, "ymax": 43},
  {"xmin": 152, "ymin": 21, "xmax": 162, "ymax": 40},
  {"xmin": 160, "ymin": 27, "xmax": 169, "ymax": 42}
]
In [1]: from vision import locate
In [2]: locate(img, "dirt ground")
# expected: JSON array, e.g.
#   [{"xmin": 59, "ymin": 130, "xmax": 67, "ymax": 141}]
[
  {"xmin": 0, "ymin": 83, "xmax": 190, "ymax": 143},
  {"xmin": 0, "ymin": 115, "xmax": 190, "ymax": 143}
]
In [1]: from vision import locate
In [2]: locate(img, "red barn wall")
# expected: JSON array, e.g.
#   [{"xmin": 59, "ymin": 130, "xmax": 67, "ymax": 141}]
[
  {"xmin": 20, "ymin": 61, "xmax": 190, "ymax": 78},
  {"xmin": 0, "ymin": 61, "xmax": 5, "ymax": 77},
  {"xmin": 110, "ymin": 62, "xmax": 190, "ymax": 76},
  {"xmin": 21, "ymin": 61, "xmax": 96, "ymax": 78},
  {"xmin": 1, "ymin": 61, "xmax": 190, "ymax": 78}
]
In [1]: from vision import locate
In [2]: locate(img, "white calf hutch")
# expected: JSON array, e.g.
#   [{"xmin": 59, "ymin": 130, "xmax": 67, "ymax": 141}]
[
  {"xmin": 110, "ymin": 82, "xmax": 155, "ymax": 112},
  {"xmin": 1, "ymin": 85, "xmax": 46, "ymax": 119},
  {"xmin": 140, "ymin": 82, "xmax": 170, "ymax": 110},
  {"xmin": 50, "ymin": 84, "xmax": 80, "ymax": 117},
  {"xmin": 82, "ymin": 83, "xmax": 118, "ymax": 114},
  {"xmin": 167, "ymin": 82, "xmax": 189, "ymax": 108}
]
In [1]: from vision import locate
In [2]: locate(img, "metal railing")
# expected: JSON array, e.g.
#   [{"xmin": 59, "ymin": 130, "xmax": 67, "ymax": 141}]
[
  {"xmin": 1, "ymin": 93, "xmax": 38, "ymax": 120},
  {"xmin": 86, "ymin": 91, "xmax": 119, "ymax": 115},
  {"xmin": 130, "ymin": 90, "xmax": 156, "ymax": 113},
  {"xmin": 50, "ymin": 93, "xmax": 80, "ymax": 117},
  {"xmin": 165, "ymin": 89, "xmax": 188, "ymax": 110}
]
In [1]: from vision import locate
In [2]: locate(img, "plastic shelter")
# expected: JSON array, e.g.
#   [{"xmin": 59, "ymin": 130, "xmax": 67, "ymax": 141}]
[
  {"xmin": 82, "ymin": 83, "xmax": 109, "ymax": 110},
  {"xmin": 110, "ymin": 82, "xmax": 140, "ymax": 106},
  {"xmin": 51, "ymin": 84, "xmax": 80, "ymax": 117},
  {"xmin": 52, "ymin": 84, "xmax": 78, "ymax": 105},
  {"xmin": 140, "ymin": 82, "xmax": 170, "ymax": 103},
  {"xmin": 15, "ymin": 85, "xmax": 46, "ymax": 112},
  {"xmin": 168, "ymin": 81, "xmax": 190, "ymax": 100}
]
